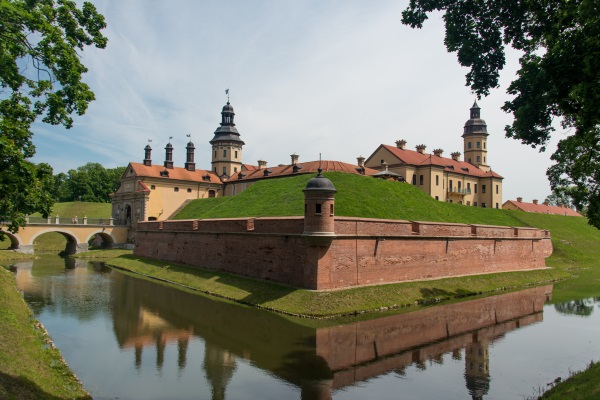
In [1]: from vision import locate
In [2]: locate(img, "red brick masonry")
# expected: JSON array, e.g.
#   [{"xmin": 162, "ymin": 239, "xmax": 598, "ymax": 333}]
[{"xmin": 134, "ymin": 217, "xmax": 552, "ymax": 290}]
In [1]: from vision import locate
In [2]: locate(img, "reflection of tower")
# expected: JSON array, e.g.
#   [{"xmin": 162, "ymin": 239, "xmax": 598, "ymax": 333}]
[
  {"xmin": 464, "ymin": 334, "xmax": 490, "ymax": 400},
  {"xmin": 203, "ymin": 342, "xmax": 237, "ymax": 400}
]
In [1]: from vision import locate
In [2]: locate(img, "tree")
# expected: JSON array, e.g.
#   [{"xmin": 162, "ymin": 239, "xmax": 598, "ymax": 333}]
[
  {"xmin": 50, "ymin": 163, "xmax": 125, "ymax": 203},
  {"xmin": 0, "ymin": 0, "xmax": 107, "ymax": 236},
  {"xmin": 401, "ymin": 0, "xmax": 600, "ymax": 228}
]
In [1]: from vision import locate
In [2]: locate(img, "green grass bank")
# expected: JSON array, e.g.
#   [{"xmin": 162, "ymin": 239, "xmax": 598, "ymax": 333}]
[
  {"xmin": 0, "ymin": 267, "xmax": 90, "ymax": 400},
  {"xmin": 537, "ymin": 360, "xmax": 600, "ymax": 400}
]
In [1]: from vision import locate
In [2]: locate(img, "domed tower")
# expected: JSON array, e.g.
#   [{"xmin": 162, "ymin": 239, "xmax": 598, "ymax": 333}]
[
  {"xmin": 303, "ymin": 169, "xmax": 337, "ymax": 246},
  {"xmin": 210, "ymin": 101, "xmax": 244, "ymax": 178},
  {"xmin": 462, "ymin": 101, "xmax": 490, "ymax": 172}
]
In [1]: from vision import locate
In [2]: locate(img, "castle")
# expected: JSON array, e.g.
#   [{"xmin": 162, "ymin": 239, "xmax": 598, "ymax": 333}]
[{"xmin": 111, "ymin": 100, "xmax": 503, "ymax": 227}]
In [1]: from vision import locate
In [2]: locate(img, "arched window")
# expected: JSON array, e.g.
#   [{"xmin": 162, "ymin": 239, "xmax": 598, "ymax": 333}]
[{"xmin": 174, "ymin": 187, "xmax": 179, "ymax": 192}]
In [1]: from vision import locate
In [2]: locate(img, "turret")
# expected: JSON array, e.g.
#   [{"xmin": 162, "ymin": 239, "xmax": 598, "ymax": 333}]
[
  {"xmin": 210, "ymin": 99, "xmax": 244, "ymax": 178},
  {"xmin": 303, "ymin": 169, "xmax": 336, "ymax": 246},
  {"xmin": 143, "ymin": 144, "xmax": 152, "ymax": 166},
  {"xmin": 462, "ymin": 101, "xmax": 490, "ymax": 171}
]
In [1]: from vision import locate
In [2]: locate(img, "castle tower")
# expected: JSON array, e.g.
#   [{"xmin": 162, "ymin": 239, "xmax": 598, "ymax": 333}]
[
  {"xmin": 164, "ymin": 142, "xmax": 174, "ymax": 169},
  {"xmin": 464, "ymin": 337, "xmax": 490, "ymax": 400},
  {"xmin": 210, "ymin": 101, "xmax": 244, "ymax": 178},
  {"xmin": 143, "ymin": 144, "xmax": 152, "ymax": 166},
  {"xmin": 185, "ymin": 140, "xmax": 196, "ymax": 172},
  {"xmin": 303, "ymin": 169, "xmax": 337, "ymax": 246},
  {"xmin": 462, "ymin": 101, "xmax": 490, "ymax": 172}
]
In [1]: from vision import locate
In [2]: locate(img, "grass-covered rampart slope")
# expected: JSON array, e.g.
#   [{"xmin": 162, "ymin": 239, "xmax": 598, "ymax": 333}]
[{"xmin": 175, "ymin": 172, "xmax": 525, "ymax": 226}]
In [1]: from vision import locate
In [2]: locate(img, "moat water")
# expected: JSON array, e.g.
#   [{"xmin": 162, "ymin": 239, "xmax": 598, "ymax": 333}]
[{"xmin": 5, "ymin": 255, "xmax": 600, "ymax": 400}]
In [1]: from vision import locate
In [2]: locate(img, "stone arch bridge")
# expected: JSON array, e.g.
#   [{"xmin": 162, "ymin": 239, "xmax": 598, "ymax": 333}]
[{"xmin": 1, "ymin": 216, "xmax": 130, "ymax": 255}]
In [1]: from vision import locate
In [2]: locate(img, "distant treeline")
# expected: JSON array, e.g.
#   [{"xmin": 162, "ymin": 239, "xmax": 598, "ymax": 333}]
[{"xmin": 50, "ymin": 163, "xmax": 125, "ymax": 203}]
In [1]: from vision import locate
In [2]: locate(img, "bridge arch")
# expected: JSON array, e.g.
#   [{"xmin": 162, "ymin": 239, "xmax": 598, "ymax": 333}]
[
  {"xmin": 29, "ymin": 228, "xmax": 82, "ymax": 255},
  {"xmin": 0, "ymin": 231, "xmax": 22, "ymax": 250},
  {"xmin": 85, "ymin": 231, "xmax": 116, "ymax": 249}
]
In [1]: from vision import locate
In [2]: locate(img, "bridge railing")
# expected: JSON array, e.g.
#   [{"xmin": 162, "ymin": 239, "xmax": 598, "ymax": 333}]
[{"xmin": 24, "ymin": 216, "xmax": 128, "ymax": 226}]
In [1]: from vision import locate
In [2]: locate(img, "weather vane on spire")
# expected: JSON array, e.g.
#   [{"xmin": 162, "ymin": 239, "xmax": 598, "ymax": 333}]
[{"xmin": 225, "ymin": 88, "xmax": 230, "ymax": 103}]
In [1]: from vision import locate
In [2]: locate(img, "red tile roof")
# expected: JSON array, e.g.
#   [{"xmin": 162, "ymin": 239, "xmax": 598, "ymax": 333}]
[
  {"xmin": 503, "ymin": 200, "xmax": 583, "ymax": 216},
  {"xmin": 128, "ymin": 163, "xmax": 222, "ymax": 184},
  {"xmin": 375, "ymin": 144, "xmax": 504, "ymax": 179},
  {"xmin": 229, "ymin": 160, "xmax": 378, "ymax": 182}
]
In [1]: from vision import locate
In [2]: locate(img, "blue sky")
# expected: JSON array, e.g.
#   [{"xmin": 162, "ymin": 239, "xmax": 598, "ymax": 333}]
[{"xmin": 31, "ymin": 0, "xmax": 560, "ymax": 202}]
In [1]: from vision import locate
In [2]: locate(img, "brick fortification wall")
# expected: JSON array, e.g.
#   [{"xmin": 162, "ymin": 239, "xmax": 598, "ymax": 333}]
[{"xmin": 134, "ymin": 216, "xmax": 552, "ymax": 290}]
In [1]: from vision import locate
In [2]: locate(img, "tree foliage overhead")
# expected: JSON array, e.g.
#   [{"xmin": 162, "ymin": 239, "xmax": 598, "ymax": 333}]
[
  {"xmin": 0, "ymin": 0, "xmax": 107, "ymax": 235},
  {"xmin": 401, "ymin": 0, "xmax": 600, "ymax": 229}
]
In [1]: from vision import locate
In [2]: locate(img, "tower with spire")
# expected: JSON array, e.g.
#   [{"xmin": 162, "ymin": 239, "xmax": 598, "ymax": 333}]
[
  {"xmin": 462, "ymin": 101, "xmax": 490, "ymax": 172},
  {"xmin": 210, "ymin": 97, "xmax": 245, "ymax": 179}
]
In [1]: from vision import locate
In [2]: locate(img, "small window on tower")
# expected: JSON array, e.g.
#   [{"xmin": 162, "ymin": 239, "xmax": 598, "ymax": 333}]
[
  {"xmin": 468, "ymin": 142, "xmax": 472, "ymax": 149},
  {"xmin": 315, "ymin": 203, "xmax": 322, "ymax": 214},
  {"xmin": 235, "ymin": 151, "xmax": 238, "ymax": 158},
  {"xmin": 330, "ymin": 204, "xmax": 334, "ymax": 216},
  {"xmin": 476, "ymin": 156, "xmax": 481, "ymax": 162},
  {"xmin": 223, "ymin": 149, "xmax": 227, "ymax": 157},
  {"xmin": 477, "ymin": 142, "xmax": 481, "ymax": 148}
]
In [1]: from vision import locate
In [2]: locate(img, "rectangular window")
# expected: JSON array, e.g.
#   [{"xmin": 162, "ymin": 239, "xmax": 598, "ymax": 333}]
[
  {"xmin": 412, "ymin": 175, "xmax": 417, "ymax": 185},
  {"xmin": 235, "ymin": 151, "xmax": 238, "ymax": 158},
  {"xmin": 477, "ymin": 141, "xmax": 481, "ymax": 148},
  {"xmin": 468, "ymin": 142, "xmax": 472, "ymax": 149},
  {"xmin": 223, "ymin": 166, "xmax": 226, "ymax": 175},
  {"xmin": 234, "ymin": 167, "xmax": 238, "ymax": 172},
  {"xmin": 474, "ymin": 202, "xmax": 478, "ymax": 207},
  {"xmin": 496, "ymin": 184, "xmax": 499, "ymax": 194},
  {"xmin": 223, "ymin": 150, "xmax": 227, "ymax": 157},
  {"xmin": 496, "ymin": 203, "xmax": 499, "ymax": 209},
  {"xmin": 482, "ymin": 185, "xmax": 486, "ymax": 194},
  {"xmin": 475, "ymin": 184, "xmax": 478, "ymax": 193},
  {"xmin": 449, "ymin": 179, "xmax": 453, "ymax": 190},
  {"xmin": 458, "ymin": 181, "xmax": 462, "ymax": 190},
  {"xmin": 467, "ymin": 183, "xmax": 471, "ymax": 191},
  {"xmin": 436, "ymin": 175, "xmax": 439, "ymax": 186},
  {"xmin": 187, "ymin": 188, "xmax": 192, "ymax": 193},
  {"xmin": 420, "ymin": 175, "xmax": 424, "ymax": 185},
  {"xmin": 467, "ymin": 201, "xmax": 471, "ymax": 206},
  {"xmin": 482, "ymin": 203, "xmax": 487, "ymax": 208},
  {"xmin": 315, "ymin": 203, "xmax": 322, "ymax": 214},
  {"xmin": 476, "ymin": 156, "xmax": 481, "ymax": 162}
]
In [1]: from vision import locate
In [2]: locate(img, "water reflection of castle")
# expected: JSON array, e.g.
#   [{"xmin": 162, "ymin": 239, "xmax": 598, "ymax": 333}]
[{"xmin": 110, "ymin": 269, "xmax": 552, "ymax": 400}]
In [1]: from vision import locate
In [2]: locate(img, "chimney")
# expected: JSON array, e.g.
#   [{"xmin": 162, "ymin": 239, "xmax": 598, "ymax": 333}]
[
  {"xmin": 433, "ymin": 148, "xmax": 444, "ymax": 157},
  {"xmin": 185, "ymin": 141, "xmax": 195, "ymax": 172},
  {"xmin": 416, "ymin": 144, "xmax": 426, "ymax": 154},
  {"xmin": 143, "ymin": 144, "xmax": 152, "ymax": 166},
  {"xmin": 517, "ymin": 197, "xmax": 523, "ymax": 202},
  {"xmin": 291, "ymin": 153, "xmax": 299, "ymax": 166},
  {"xmin": 450, "ymin": 151, "xmax": 461, "ymax": 161},
  {"xmin": 357, "ymin": 156, "xmax": 365, "ymax": 168},
  {"xmin": 543, "ymin": 200, "xmax": 550, "ymax": 206},
  {"xmin": 257, "ymin": 159, "xmax": 267, "ymax": 170},
  {"xmin": 395, "ymin": 139, "xmax": 407, "ymax": 150},
  {"xmin": 533, "ymin": 199, "xmax": 538, "ymax": 205},
  {"xmin": 164, "ymin": 143, "xmax": 174, "ymax": 169}
]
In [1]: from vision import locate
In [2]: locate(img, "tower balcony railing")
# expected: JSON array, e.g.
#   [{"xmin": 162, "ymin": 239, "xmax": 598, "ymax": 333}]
[{"xmin": 447, "ymin": 187, "xmax": 472, "ymax": 195}]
